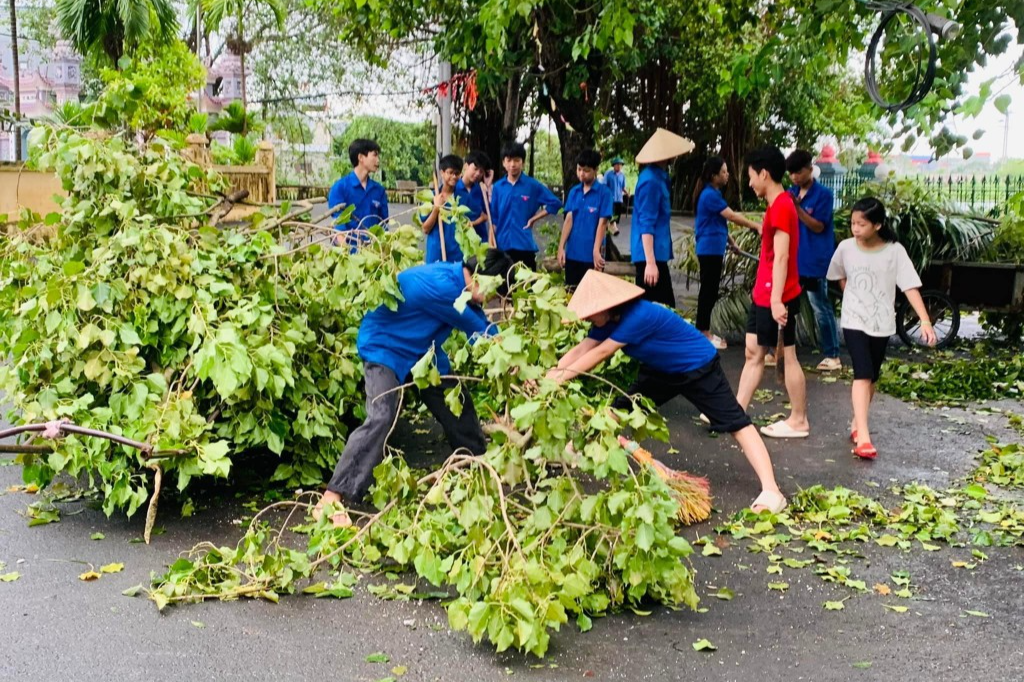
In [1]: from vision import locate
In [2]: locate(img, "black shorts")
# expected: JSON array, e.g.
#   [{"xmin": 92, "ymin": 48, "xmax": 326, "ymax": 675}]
[
  {"xmin": 505, "ymin": 249, "xmax": 537, "ymax": 271},
  {"xmin": 611, "ymin": 356, "xmax": 752, "ymax": 433},
  {"xmin": 843, "ymin": 328, "xmax": 889, "ymax": 382},
  {"xmin": 746, "ymin": 298, "xmax": 800, "ymax": 348},
  {"xmin": 563, "ymin": 259, "xmax": 593, "ymax": 289},
  {"xmin": 634, "ymin": 261, "xmax": 676, "ymax": 308}
]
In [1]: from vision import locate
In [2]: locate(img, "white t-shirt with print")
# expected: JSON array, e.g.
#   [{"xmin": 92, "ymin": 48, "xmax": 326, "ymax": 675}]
[{"xmin": 826, "ymin": 238, "xmax": 922, "ymax": 337}]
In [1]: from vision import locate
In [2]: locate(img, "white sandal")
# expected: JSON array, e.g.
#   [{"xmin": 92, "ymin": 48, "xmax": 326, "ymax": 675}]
[{"xmin": 751, "ymin": 490, "xmax": 787, "ymax": 514}]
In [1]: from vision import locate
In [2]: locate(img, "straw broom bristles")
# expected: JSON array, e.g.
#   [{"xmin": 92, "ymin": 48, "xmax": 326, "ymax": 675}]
[{"xmin": 618, "ymin": 436, "xmax": 712, "ymax": 525}]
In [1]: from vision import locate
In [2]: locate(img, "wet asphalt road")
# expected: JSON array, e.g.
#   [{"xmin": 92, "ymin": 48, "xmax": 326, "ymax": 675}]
[{"xmin": 2, "ymin": 345, "xmax": 1023, "ymax": 682}]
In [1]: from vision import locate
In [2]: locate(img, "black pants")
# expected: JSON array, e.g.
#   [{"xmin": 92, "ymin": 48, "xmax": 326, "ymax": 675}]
[
  {"xmin": 634, "ymin": 261, "xmax": 676, "ymax": 307},
  {"xmin": 327, "ymin": 363, "xmax": 486, "ymax": 501},
  {"xmin": 696, "ymin": 255, "xmax": 724, "ymax": 332},
  {"xmin": 564, "ymin": 259, "xmax": 593, "ymax": 289},
  {"xmin": 505, "ymin": 249, "xmax": 537, "ymax": 272},
  {"xmin": 612, "ymin": 356, "xmax": 752, "ymax": 433},
  {"xmin": 844, "ymin": 328, "xmax": 889, "ymax": 382}
]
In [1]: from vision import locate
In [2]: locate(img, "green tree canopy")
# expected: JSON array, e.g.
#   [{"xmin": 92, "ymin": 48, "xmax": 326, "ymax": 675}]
[
  {"xmin": 55, "ymin": 0, "xmax": 178, "ymax": 65},
  {"xmin": 332, "ymin": 115, "xmax": 436, "ymax": 188}
]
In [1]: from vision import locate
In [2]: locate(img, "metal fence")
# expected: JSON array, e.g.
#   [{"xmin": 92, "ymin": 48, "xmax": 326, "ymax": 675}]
[{"xmin": 816, "ymin": 173, "xmax": 1024, "ymax": 215}]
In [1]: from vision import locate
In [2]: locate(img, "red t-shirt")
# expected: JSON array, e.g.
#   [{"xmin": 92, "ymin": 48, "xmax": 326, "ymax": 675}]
[{"xmin": 752, "ymin": 192, "xmax": 802, "ymax": 307}]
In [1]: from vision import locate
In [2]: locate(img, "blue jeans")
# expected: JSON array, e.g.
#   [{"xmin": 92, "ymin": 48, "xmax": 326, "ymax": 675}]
[{"xmin": 801, "ymin": 276, "xmax": 840, "ymax": 358}]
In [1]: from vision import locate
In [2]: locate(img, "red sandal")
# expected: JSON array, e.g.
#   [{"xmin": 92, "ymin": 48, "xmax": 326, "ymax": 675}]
[{"xmin": 853, "ymin": 442, "xmax": 877, "ymax": 459}]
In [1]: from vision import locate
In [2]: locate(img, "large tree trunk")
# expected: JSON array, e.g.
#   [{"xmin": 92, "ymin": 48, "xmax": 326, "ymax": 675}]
[
  {"xmin": 719, "ymin": 94, "xmax": 755, "ymax": 207},
  {"xmin": 9, "ymin": 0, "xmax": 20, "ymax": 160},
  {"xmin": 463, "ymin": 75, "xmax": 525, "ymax": 176}
]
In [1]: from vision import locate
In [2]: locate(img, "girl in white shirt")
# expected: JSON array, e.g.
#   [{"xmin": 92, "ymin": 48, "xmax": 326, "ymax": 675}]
[{"xmin": 826, "ymin": 198, "xmax": 936, "ymax": 459}]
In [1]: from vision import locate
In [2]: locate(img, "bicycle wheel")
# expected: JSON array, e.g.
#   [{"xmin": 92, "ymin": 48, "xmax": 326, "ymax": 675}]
[{"xmin": 896, "ymin": 289, "xmax": 959, "ymax": 349}]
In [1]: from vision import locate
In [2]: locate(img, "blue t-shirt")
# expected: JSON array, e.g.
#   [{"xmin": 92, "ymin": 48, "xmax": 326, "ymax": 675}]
[
  {"xmin": 327, "ymin": 171, "xmax": 390, "ymax": 231},
  {"xmin": 631, "ymin": 165, "xmax": 673, "ymax": 263},
  {"xmin": 604, "ymin": 169, "xmax": 626, "ymax": 203},
  {"xmin": 490, "ymin": 173, "xmax": 563, "ymax": 252},
  {"xmin": 588, "ymin": 300, "xmax": 717, "ymax": 374},
  {"xmin": 418, "ymin": 194, "xmax": 464, "ymax": 264},
  {"xmin": 454, "ymin": 178, "xmax": 488, "ymax": 242},
  {"xmin": 563, "ymin": 182, "xmax": 613, "ymax": 262},
  {"xmin": 694, "ymin": 185, "xmax": 730, "ymax": 257},
  {"xmin": 788, "ymin": 181, "xmax": 835, "ymax": 278},
  {"xmin": 357, "ymin": 262, "xmax": 496, "ymax": 380}
]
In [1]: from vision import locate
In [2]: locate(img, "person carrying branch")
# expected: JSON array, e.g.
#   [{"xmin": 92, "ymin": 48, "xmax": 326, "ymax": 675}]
[
  {"xmin": 314, "ymin": 250, "xmax": 515, "ymax": 527},
  {"xmin": 557, "ymin": 149, "xmax": 613, "ymax": 289},
  {"xmin": 827, "ymin": 197, "xmax": 936, "ymax": 459},
  {"xmin": 419, "ymin": 154, "xmax": 465, "ymax": 263},
  {"xmin": 455, "ymin": 150, "xmax": 493, "ymax": 245},
  {"xmin": 546, "ymin": 270, "xmax": 788, "ymax": 514}
]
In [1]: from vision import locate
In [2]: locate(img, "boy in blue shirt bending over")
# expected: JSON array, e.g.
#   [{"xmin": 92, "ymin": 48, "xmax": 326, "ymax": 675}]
[
  {"xmin": 314, "ymin": 250, "xmax": 515, "ymax": 527},
  {"xmin": 547, "ymin": 270, "xmax": 788, "ymax": 514},
  {"xmin": 557, "ymin": 149, "xmax": 613, "ymax": 289},
  {"xmin": 419, "ymin": 154, "xmax": 465, "ymax": 263},
  {"xmin": 327, "ymin": 138, "xmax": 390, "ymax": 249},
  {"xmin": 490, "ymin": 141, "xmax": 563, "ymax": 271}
]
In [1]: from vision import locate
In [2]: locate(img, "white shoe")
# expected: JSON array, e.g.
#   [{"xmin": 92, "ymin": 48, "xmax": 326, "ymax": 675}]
[
  {"xmin": 816, "ymin": 357, "xmax": 842, "ymax": 371},
  {"xmin": 708, "ymin": 334, "xmax": 727, "ymax": 350},
  {"xmin": 699, "ymin": 413, "xmax": 711, "ymax": 425}
]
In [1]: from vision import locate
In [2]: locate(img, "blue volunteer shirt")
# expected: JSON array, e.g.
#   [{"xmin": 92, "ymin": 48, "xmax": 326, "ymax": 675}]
[
  {"xmin": 327, "ymin": 171, "xmax": 390, "ymax": 232},
  {"xmin": 588, "ymin": 300, "xmax": 717, "ymax": 374},
  {"xmin": 694, "ymin": 185, "xmax": 730, "ymax": 257},
  {"xmin": 564, "ymin": 182, "xmax": 613, "ymax": 262},
  {"xmin": 454, "ymin": 178, "xmax": 488, "ymax": 242},
  {"xmin": 631, "ymin": 165, "xmax": 673, "ymax": 263},
  {"xmin": 357, "ymin": 262, "xmax": 496, "ymax": 380},
  {"xmin": 788, "ymin": 181, "xmax": 835, "ymax": 278},
  {"xmin": 418, "ymin": 194, "xmax": 464, "ymax": 264},
  {"xmin": 604, "ymin": 169, "xmax": 626, "ymax": 203},
  {"xmin": 490, "ymin": 173, "xmax": 562, "ymax": 252}
]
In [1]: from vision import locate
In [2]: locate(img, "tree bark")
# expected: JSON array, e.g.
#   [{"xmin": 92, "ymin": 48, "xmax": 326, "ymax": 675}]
[
  {"xmin": 464, "ymin": 75, "xmax": 526, "ymax": 175},
  {"xmin": 9, "ymin": 0, "xmax": 21, "ymax": 160}
]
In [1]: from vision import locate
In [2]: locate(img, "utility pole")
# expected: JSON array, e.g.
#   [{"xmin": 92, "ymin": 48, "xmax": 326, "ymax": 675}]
[
  {"xmin": 9, "ymin": 0, "xmax": 22, "ymax": 161},
  {"xmin": 196, "ymin": 2, "xmax": 204, "ymax": 114},
  {"xmin": 437, "ymin": 59, "xmax": 451, "ymax": 157},
  {"xmin": 1003, "ymin": 109, "xmax": 1010, "ymax": 161}
]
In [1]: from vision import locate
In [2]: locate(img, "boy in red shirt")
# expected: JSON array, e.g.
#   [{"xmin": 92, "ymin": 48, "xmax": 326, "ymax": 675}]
[{"xmin": 735, "ymin": 146, "xmax": 810, "ymax": 439}]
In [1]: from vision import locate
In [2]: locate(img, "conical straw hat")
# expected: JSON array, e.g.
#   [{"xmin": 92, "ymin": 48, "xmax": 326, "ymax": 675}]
[
  {"xmin": 635, "ymin": 128, "xmax": 695, "ymax": 164},
  {"xmin": 567, "ymin": 270, "xmax": 645, "ymax": 321}
]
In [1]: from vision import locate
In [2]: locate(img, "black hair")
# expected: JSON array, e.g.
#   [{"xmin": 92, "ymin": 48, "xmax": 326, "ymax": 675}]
[
  {"xmin": 850, "ymin": 197, "xmax": 897, "ymax": 242},
  {"xmin": 439, "ymin": 154, "xmax": 464, "ymax": 174},
  {"xmin": 744, "ymin": 146, "xmax": 786, "ymax": 183},
  {"xmin": 785, "ymin": 149, "xmax": 814, "ymax": 174},
  {"xmin": 692, "ymin": 155, "xmax": 727, "ymax": 206},
  {"xmin": 348, "ymin": 138, "xmax": 381, "ymax": 167},
  {"xmin": 464, "ymin": 150, "xmax": 492, "ymax": 171},
  {"xmin": 576, "ymin": 149, "xmax": 602, "ymax": 170},
  {"xmin": 464, "ymin": 248, "xmax": 515, "ymax": 281},
  {"xmin": 500, "ymin": 142, "xmax": 527, "ymax": 161}
]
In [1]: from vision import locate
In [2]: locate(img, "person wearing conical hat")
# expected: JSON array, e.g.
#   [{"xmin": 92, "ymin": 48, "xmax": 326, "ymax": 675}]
[
  {"xmin": 546, "ymin": 270, "xmax": 787, "ymax": 513},
  {"xmin": 631, "ymin": 128, "xmax": 694, "ymax": 307}
]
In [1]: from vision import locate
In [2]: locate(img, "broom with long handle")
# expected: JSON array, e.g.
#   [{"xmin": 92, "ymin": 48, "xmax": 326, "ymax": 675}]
[{"xmin": 432, "ymin": 155, "xmax": 448, "ymax": 262}]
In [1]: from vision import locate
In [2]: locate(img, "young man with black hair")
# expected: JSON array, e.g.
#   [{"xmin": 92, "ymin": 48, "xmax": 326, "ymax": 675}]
[
  {"xmin": 735, "ymin": 146, "xmax": 810, "ymax": 440},
  {"xmin": 786, "ymin": 149, "xmax": 841, "ymax": 372},
  {"xmin": 313, "ymin": 250, "xmax": 515, "ymax": 527},
  {"xmin": 603, "ymin": 157, "xmax": 628, "ymax": 233},
  {"xmin": 558, "ymin": 149, "xmax": 613, "ymax": 288},
  {"xmin": 489, "ymin": 141, "xmax": 563, "ymax": 271},
  {"xmin": 455, "ymin": 151, "xmax": 493, "ymax": 244},
  {"xmin": 327, "ymin": 138, "xmax": 390, "ymax": 248},
  {"xmin": 419, "ymin": 154, "xmax": 465, "ymax": 263}
]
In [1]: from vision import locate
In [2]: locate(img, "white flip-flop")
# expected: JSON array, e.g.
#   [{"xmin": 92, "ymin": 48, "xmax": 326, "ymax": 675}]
[
  {"xmin": 751, "ymin": 489, "xmax": 787, "ymax": 514},
  {"xmin": 759, "ymin": 420, "xmax": 809, "ymax": 439}
]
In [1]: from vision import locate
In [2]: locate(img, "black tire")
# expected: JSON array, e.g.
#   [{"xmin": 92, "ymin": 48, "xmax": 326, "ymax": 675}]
[{"xmin": 896, "ymin": 289, "xmax": 959, "ymax": 349}]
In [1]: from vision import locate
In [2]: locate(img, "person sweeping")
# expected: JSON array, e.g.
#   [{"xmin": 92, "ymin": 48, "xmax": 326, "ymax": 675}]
[{"xmin": 546, "ymin": 270, "xmax": 788, "ymax": 514}]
